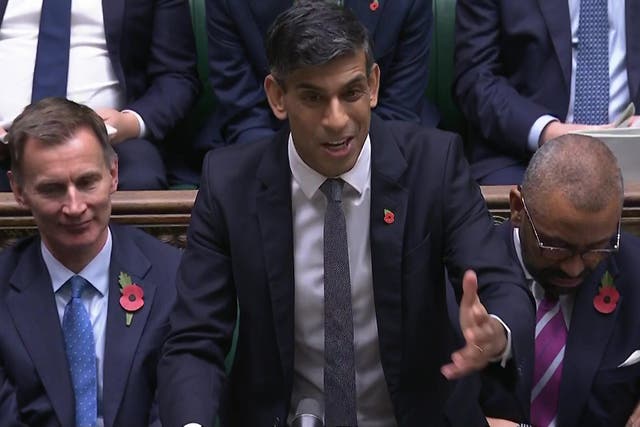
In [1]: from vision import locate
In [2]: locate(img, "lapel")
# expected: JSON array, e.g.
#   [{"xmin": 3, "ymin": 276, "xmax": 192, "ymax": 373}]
[
  {"xmin": 102, "ymin": 225, "xmax": 156, "ymax": 427},
  {"xmin": 557, "ymin": 260, "xmax": 620, "ymax": 427},
  {"xmin": 368, "ymin": 115, "xmax": 408, "ymax": 394},
  {"xmin": 5, "ymin": 239, "xmax": 74, "ymax": 427},
  {"xmin": 255, "ymin": 130, "xmax": 296, "ymax": 395},
  {"xmin": 101, "ymin": 0, "xmax": 126, "ymax": 86},
  {"xmin": 536, "ymin": 0, "xmax": 572, "ymax": 90},
  {"xmin": 0, "ymin": 0, "xmax": 7, "ymax": 24},
  {"xmin": 625, "ymin": 0, "xmax": 640, "ymax": 103},
  {"xmin": 345, "ymin": 0, "xmax": 383, "ymax": 37}
]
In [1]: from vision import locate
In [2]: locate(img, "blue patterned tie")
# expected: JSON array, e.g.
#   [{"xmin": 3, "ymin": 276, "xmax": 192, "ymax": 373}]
[
  {"xmin": 31, "ymin": 0, "xmax": 72, "ymax": 101},
  {"xmin": 573, "ymin": 0, "xmax": 609, "ymax": 124},
  {"xmin": 321, "ymin": 179, "xmax": 358, "ymax": 426},
  {"xmin": 62, "ymin": 275, "xmax": 97, "ymax": 427}
]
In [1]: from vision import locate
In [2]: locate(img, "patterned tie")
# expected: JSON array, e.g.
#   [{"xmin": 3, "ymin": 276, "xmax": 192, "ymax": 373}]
[
  {"xmin": 31, "ymin": 0, "xmax": 73, "ymax": 101},
  {"xmin": 573, "ymin": 0, "xmax": 609, "ymax": 124},
  {"xmin": 62, "ymin": 275, "xmax": 98, "ymax": 427},
  {"xmin": 530, "ymin": 293, "xmax": 567, "ymax": 427},
  {"xmin": 321, "ymin": 179, "xmax": 358, "ymax": 426}
]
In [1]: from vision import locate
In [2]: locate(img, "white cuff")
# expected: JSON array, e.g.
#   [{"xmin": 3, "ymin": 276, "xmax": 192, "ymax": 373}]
[
  {"xmin": 489, "ymin": 314, "xmax": 512, "ymax": 368},
  {"xmin": 527, "ymin": 115, "xmax": 558, "ymax": 152},
  {"xmin": 121, "ymin": 109, "xmax": 147, "ymax": 139}
]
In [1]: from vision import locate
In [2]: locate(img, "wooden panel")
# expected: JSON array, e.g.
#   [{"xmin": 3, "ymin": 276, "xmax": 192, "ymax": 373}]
[{"xmin": 0, "ymin": 184, "xmax": 638, "ymax": 249}]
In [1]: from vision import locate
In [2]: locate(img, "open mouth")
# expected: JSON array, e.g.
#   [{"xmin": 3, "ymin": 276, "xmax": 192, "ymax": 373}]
[{"xmin": 322, "ymin": 136, "xmax": 353, "ymax": 153}]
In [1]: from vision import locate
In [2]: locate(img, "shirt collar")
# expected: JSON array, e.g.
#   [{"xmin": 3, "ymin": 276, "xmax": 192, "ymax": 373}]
[
  {"xmin": 287, "ymin": 133, "xmax": 371, "ymax": 199},
  {"xmin": 44, "ymin": 227, "xmax": 113, "ymax": 296}
]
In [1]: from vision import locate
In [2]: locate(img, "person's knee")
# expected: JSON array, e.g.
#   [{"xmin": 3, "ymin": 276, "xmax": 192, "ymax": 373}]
[{"xmin": 114, "ymin": 138, "xmax": 168, "ymax": 190}]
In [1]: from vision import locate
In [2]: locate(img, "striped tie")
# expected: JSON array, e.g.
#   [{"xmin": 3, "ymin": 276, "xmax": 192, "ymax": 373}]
[{"xmin": 531, "ymin": 294, "xmax": 567, "ymax": 427}]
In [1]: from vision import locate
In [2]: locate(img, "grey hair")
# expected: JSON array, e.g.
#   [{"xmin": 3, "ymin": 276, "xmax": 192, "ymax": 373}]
[
  {"xmin": 522, "ymin": 133, "xmax": 623, "ymax": 214},
  {"xmin": 266, "ymin": 0, "xmax": 374, "ymax": 86}
]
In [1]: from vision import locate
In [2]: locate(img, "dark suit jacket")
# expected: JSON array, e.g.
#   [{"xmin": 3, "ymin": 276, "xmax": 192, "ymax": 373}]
[
  {"xmin": 453, "ymin": 0, "xmax": 640, "ymax": 182},
  {"xmin": 158, "ymin": 114, "xmax": 534, "ymax": 427},
  {"xmin": 0, "ymin": 224, "xmax": 181, "ymax": 427},
  {"xmin": 0, "ymin": 0, "xmax": 200, "ymax": 142},
  {"xmin": 199, "ymin": 0, "xmax": 438, "ymax": 152},
  {"xmin": 481, "ymin": 222, "xmax": 640, "ymax": 426}
]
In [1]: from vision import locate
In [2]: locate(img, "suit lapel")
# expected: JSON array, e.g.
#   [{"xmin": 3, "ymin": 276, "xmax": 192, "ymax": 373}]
[
  {"xmin": 101, "ymin": 0, "xmax": 125, "ymax": 87},
  {"xmin": 557, "ymin": 260, "xmax": 620, "ymax": 427},
  {"xmin": 537, "ymin": 0, "xmax": 572, "ymax": 90},
  {"xmin": 0, "ymin": 0, "xmax": 8, "ymax": 24},
  {"xmin": 626, "ymin": 0, "xmax": 640, "ymax": 103},
  {"xmin": 256, "ymin": 131, "xmax": 296, "ymax": 395},
  {"xmin": 5, "ymin": 240, "xmax": 74, "ymax": 426},
  {"xmin": 368, "ymin": 115, "xmax": 408, "ymax": 394},
  {"xmin": 345, "ymin": 0, "xmax": 383, "ymax": 37},
  {"xmin": 102, "ymin": 226, "xmax": 155, "ymax": 427}
]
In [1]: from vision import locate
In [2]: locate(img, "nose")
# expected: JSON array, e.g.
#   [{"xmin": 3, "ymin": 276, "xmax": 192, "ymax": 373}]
[
  {"xmin": 559, "ymin": 253, "xmax": 586, "ymax": 279},
  {"xmin": 62, "ymin": 187, "xmax": 87, "ymax": 216},
  {"xmin": 322, "ymin": 97, "xmax": 349, "ymax": 132}
]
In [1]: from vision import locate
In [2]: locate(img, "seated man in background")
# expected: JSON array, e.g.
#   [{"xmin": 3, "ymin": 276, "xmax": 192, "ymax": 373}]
[
  {"xmin": 158, "ymin": 2, "xmax": 533, "ymax": 426},
  {"xmin": 481, "ymin": 134, "xmax": 640, "ymax": 426},
  {"xmin": 0, "ymin": 0, "xmax": 200, "ymax": 190},
  {"xmin": 454, "ymin": 0, "xmax": 640, "ymax": 184},
  {"xmin": 186, "ymin": 0, "xmax": 438, "ymax": 186},
  {"xmin": 0, "ymin": 98, "xmax": 182, "ymax": 426}
]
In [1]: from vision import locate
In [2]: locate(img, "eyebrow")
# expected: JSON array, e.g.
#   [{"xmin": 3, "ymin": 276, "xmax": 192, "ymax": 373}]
[{"xmin": 294, "ymin": 74, "xmax": 368, "ymax": 92}]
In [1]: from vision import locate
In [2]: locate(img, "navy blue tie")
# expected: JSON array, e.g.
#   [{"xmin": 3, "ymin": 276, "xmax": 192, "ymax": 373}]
[
  {"xmin": 31, "ymin": 0, "xmax": 73, "ymax": 101},
  {"xmin": 321, "ymin": 179, "xmax": 358, "ymax": 426},
  {"xmin": 62, "ymin": 275, "xmax": 98, "ymax": 427},
  {"xmin": 573, "ymin": 0, "xmax": 609, "ymax": 124}
]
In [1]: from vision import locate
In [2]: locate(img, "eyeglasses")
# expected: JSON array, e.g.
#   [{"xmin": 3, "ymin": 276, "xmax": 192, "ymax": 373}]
[{"xmin": 520, "ymin": 193, "xmax": 620, "ymax": 263}]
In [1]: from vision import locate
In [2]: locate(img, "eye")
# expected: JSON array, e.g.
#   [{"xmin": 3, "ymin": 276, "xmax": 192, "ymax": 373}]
[
  {"xmin": 300, "ymin": 92, "xmax": 322, "ymax": 104},
  {"xmin": 37, "ymin": 183, "xmax": 66, "ymax": 197},
  {"xmin": 77, "ymin": 175, "xmax": 100, "ymax": 191},
  {"xmin": 343, "ymin": 87, "xmax": 366, "ymax": 102}
]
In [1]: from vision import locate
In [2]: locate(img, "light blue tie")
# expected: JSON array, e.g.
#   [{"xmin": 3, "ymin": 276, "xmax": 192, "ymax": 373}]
[
  {"xmin": 573, "ymin": 0, "xmax": 609, "ymax": 124},
  {"xmin": 62, "ymin": 275, "xmax": 97, "ymax": 427}
]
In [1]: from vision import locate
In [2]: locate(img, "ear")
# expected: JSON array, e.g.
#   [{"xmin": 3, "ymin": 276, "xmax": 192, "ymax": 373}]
[
  {"xmin": 368, "ymin": 63, "xmax": 381, "ymax": 108},
  {"xmin": 509, "ymin": 186, "xmax": 524, "ymax": 226},
  {"xmin": 109, "ymin": 158, "xmax": 119, "ymax": 193},
  {"xmin": 8, "ymin": 170, "xmax": 26, "ymax": 206},
  {"xmin": 264, "ymin": 74, "xmax": 288, "ymax": 120}
]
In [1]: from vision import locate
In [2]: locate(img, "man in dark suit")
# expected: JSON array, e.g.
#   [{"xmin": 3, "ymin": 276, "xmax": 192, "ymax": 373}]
[
  {"xmin": 159, "ymin": 2, "xmax": 533, "ymax": 426},
  {"xmin": 195, "ymin": 0, "xmax": 437, "ymax": 162},
  {"xmin": 479, "ymin": 134, "xmax": 640, "ymax": 427},
  {"xmin": 453, "ymin": 0, "xmax": 640, "ymax": 184},
  {"xmin": 0, "ymin": 0, "xmax": 199, "ymax": 190},
  {"xmin": 0, "ymin": 98, "xmax": 182, "ymax": 426}
]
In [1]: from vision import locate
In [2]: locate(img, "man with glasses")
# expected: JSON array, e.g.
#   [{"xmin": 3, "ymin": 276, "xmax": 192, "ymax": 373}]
[{"xmin": 481, "ymin": 133, "xmax": 640, "ymax": 427}]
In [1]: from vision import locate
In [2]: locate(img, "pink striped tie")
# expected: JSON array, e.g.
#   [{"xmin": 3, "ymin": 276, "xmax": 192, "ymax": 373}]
[{"xmin": 531, "ymin": 293, "xmax": 567, "ymax": 427}]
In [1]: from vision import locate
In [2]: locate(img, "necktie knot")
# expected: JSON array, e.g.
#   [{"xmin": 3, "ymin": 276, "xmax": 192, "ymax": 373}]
[
  {"xmin": 68, "ymin": 275, "xmax": 89, "ymax": 299},
  {"xmin": 320, "ymin": 178, "xmax": 344, "ymax": 203}
]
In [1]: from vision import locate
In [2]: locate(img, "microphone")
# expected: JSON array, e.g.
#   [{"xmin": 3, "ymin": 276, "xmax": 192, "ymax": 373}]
[{"xmin": 291, "ymin": 398, "xmax": 324, "ymax": 427}]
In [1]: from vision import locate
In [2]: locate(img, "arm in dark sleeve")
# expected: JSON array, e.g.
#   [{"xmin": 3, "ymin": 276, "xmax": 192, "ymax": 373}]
[
  {"xmin": 126, "ymin": 0, "xmax": 200, "ymax": 141},
  {"xmin": 0, "ymin": 361, "xmax": 25, "ymax": 427},
  {"xmin": 373, "ymin": 0, "xmax": 435, "ymax": 125},
  {"xmin": 453, "ymin": 0, "xmax": 551, "ymax": 159},
  {"xmin": 158, "ymin": 153, "xmax": 237, "ymax": 427},
  {"xmin": 206, "ymin": 0, "xmax": 280, "ymax": 145}
]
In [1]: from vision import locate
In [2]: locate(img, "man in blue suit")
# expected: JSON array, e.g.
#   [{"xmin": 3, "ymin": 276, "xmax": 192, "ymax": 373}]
[
  {"xmin": 195, "ymin": 0, "xmax": 438, "ymax": 160},
  {"xmin": 0, "ymin": 0, "xmax": 199, "ymax": 190},
  {"xmin": 479, "ymin": 134, "xmax": 640, "ymax": 426},
  {"xmin": 453, "ymin": 0, "xmax": 640, "ymax": 184},
  {"xmin": 158, "ymin": 2, "xmax": 533, "ymax": 426},
  {"xmin": 0, "ymin": 98, "xmax": 182, "ymax": 426}
]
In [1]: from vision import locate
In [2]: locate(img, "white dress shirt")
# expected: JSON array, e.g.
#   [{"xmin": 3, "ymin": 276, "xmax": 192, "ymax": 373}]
[
  {"xmin": 527, "ymin": 0, "xmax": 630, "ymax": 151},
  {"xmin": 0, "ymin": 0, "xmax": 145, "ymax": 135},
  {"xmin": 287, "ymin": 134, "xmax": 396, "ymax": 426},
  {"xmin": 44, "ymin": 228, "xmax": 112, "ymax": 427}
]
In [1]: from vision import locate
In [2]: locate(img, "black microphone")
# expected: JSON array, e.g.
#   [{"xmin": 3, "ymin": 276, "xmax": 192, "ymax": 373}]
[{"xmin": 291, "ymin": 398, "xmax": 324, "ymax": 427}]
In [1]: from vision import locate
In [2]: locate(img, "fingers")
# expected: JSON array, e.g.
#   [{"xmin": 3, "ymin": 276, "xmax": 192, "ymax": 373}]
[
  {"xmin": 626, "ymin": 400, "xmax": 640, "ymax": 427},
  {"xmin": 459, "ymin": 270, "xmax": 479, "ymax": 311}
]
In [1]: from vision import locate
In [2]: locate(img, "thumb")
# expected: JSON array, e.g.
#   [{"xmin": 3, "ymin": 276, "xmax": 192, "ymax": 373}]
[{"xmin": 460, "ymin": 269, "xmax": 479, "ymax": 309}]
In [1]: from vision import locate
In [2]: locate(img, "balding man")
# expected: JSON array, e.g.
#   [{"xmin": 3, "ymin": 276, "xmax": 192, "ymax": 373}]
[{"xmin": 481, "ymin": 134, "xmax": 640, "ymax": 427}]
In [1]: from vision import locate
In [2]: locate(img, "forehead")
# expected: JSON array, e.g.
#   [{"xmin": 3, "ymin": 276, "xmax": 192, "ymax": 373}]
[
  {"xmin": 20, "ymin": 128, "xmax": 107, "ymax": 180},
  {"xmin": 284, "ymin": 51, "xmax": 369, "ymax": 91},
  {"xmin": 531, "ymin": 191, "xmax": 620, "ymax": 244}
]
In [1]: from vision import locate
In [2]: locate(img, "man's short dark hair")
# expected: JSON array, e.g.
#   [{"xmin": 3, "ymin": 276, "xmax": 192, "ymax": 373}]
[
  {"xmin": 8, "ymin": 97, "xmax": 117, "ymax": 184},
  {"xmin": 266, "ymin": 0, "xmax": 374, "ymax": 85}
]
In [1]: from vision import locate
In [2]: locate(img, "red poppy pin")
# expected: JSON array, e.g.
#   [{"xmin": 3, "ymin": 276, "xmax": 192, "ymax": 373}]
[
  {"xmin": 384, "ymin": 208, "xmax": 395, "ymax": 224},
  {"xmin": 119, "ymin": 272, "xmax": 144, "ymax": 326},
  {"xmin": 593, "ymin": 270, "xmax": 619, "ymax": 314},
  {"xmin": 369, "ymin": 0, "xmax": 379, "ymax": 11}
]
